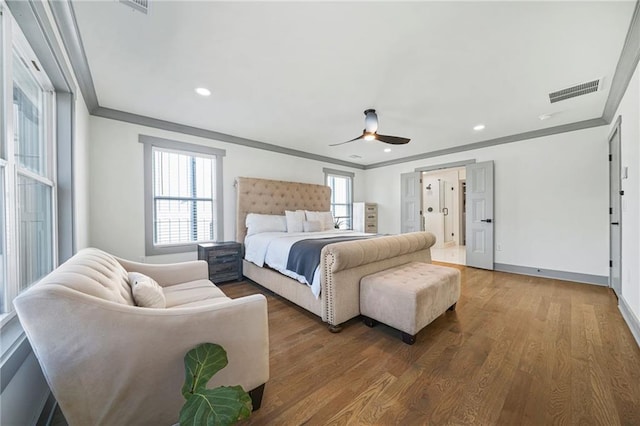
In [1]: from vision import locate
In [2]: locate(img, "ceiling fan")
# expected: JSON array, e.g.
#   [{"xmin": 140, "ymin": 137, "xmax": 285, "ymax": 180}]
[{"xmin": 330, "ymin": 109, "xmax": 410, "ymax": 146}]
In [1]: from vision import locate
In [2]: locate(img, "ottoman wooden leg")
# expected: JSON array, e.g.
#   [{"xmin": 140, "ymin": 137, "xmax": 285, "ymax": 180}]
[
  {"xmin": 447, "ymin": 302, "xmax": 457, "ymax": 312},
  {"xmin": 401, "ymin": 332, "xmax": 416, "ymax": 345},
  {"xmin": 362, "ymin": 316, "xmax": 378, "ymax": 328}
]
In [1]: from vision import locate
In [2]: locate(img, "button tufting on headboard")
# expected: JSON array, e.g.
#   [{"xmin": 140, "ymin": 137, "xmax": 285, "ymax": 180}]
[{"xmin": 235, "ymin": 177, "xmax": 331, "ymax": 243}]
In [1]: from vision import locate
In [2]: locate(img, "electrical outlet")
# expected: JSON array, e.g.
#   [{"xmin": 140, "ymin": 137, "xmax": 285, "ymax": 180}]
[{"xmin": 496, "ymin": 243, "xmax": 502, "ymax": 251}]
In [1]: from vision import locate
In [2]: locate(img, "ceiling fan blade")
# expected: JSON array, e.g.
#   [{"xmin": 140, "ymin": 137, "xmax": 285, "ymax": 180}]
[
  {"xmin": 376, "ymin": 134, "xmax": 410, "ymax": 145},
  {"xmin": 329, "ymin": 133, "xmax": 364, "ymax": 146}
]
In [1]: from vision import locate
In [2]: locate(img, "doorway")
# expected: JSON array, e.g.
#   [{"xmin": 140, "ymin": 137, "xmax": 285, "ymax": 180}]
[
  {"xmin": 422, "ymin": 167, "xmax": 466, "ymax": 265},
  {"xmin": 401, "ymin": 160, "xmax": 494, "ymax": 270}
]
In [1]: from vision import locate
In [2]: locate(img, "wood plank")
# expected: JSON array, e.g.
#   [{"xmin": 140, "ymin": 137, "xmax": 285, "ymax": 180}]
[{"xmin": 52, "ymin": 268, "xmax": 640, "ymax": 425}]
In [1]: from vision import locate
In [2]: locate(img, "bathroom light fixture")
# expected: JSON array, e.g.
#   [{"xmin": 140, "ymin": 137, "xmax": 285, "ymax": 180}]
[
  {"xmin": 473, "ymin": 124, "xmax": 485, "ymax": 131},
  {"xmin": 195, "ymin": 87, "xmax": 211, "ymax": 96}
]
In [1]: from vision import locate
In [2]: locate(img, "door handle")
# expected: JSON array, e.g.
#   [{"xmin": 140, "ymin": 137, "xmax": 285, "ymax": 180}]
[
  {"xmin": 611, "ymin": 222, "xmax": 619, "ymax": 225},
  {"xmin": 480, "ymin": 219, "xmax": 492, "ymax": 223}
]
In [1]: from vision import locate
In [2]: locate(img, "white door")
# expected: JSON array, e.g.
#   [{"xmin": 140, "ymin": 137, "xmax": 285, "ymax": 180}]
[
  {"xmin": 401, "ymin": 172, "xmax": 422, "ymax": 233},
  {"xmin": 466, "ymin": 161, "xmax": 494, "ymax": 270},
  {"xmin": 609, "ymin": 121, "xmax": 622, "ymax": 297}
]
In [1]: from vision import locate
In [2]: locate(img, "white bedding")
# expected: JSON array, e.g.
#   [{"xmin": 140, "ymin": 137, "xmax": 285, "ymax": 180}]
[{"xmin": 244, "ymin": 230, "xmax": 371, "ymax": 298}]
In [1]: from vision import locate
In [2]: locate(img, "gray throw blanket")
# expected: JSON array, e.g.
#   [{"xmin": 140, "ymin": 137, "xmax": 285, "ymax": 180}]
[{"xmin": 286, "ymin": 235, "xmax": 373, "ymax": 283}]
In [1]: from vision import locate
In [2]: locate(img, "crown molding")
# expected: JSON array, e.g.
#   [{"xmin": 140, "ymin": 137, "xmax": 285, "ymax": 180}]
[{"xmin": 51, "ymin": 0, "xmax": 638, "ymax": 170}]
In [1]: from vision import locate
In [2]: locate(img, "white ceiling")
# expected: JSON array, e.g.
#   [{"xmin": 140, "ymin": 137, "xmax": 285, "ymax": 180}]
[{"xmin": 72, "ymin": 1, "xmax": 636, "ymax": 166}]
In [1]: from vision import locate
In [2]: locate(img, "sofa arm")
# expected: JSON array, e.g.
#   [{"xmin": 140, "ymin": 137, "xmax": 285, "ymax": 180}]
[
  {"xmin": 322, "ymin": 231, "xmax": 436, "ymax": 273},
  {"xmin": 15, "ymin": 288, "xmax": 268, "ymax": 425},
  {"xmin": 115, "ymin": 257, "xmax": 209, "ymax": 286}
]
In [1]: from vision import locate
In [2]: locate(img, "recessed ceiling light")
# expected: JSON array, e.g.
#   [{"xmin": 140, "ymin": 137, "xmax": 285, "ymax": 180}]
[
  {"xmin": 195, "ymin": 87, "xmax": 211, "ymax": 97},
  {"xmin": 538, "ymin": 113, "xmax": 553, "ymax": 121},
  {"xmin": 384, "ymin": 148, "xmax": 391, "ymax": 153},
  {"xmin": 473, "ymin": 124, "xmax": 485, "ymax": 131}
]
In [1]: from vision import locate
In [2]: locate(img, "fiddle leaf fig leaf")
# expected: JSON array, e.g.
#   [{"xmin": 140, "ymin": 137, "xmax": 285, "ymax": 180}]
[
  {"xmin": 179, "ymin": 386, "xmax": 252, "ymax": 426},
  {"xmin": 181, "ymin": 343, "xmax": 228, "ymax": 399}
]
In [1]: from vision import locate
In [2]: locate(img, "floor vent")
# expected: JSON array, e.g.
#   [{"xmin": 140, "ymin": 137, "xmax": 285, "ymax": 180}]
[
  {"xmin": 120, "ymin": 0, "xmax": 149, "ymax": 14},
  {"xmin": 549, "ymin": 79, "xmax": 600, "ymax": 103}
]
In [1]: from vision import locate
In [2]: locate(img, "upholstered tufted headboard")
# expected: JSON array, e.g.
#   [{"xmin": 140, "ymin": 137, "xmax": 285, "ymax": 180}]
[{"xmin": 235, "ymin": 177, "xmax": 331, "ymax": 242}]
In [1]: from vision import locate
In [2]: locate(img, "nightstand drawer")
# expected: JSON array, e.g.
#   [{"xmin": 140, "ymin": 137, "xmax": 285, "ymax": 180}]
[
  {"xmin": 198, "ymin": 242, "xmax": 243, "ymax": 283},
  {"xmin": 209, "ymin": 249, "xmax": 240, "ymax": 259},
  {"xmin": 209, "ymin": 262, "xmax": 238, "ymax": 275}
]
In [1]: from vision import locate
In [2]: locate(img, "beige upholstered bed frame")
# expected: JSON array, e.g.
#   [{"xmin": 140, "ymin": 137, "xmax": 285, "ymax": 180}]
[{"xmin": 235, "ymin": 176, "xmax": 436, "ymax": 331}]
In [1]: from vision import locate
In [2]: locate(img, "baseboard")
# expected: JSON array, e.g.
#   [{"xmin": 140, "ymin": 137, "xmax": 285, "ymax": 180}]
[
  {"xmin": 619, "ymin": 296, "xmax": 640, "ymax": 349},
  {"xmin": 494, "ymin": 263, "xmax": 608, "ymax": 286},
  {"xmin": 36, "ymin": 391, "xmax": 56, "ymax": 426}
]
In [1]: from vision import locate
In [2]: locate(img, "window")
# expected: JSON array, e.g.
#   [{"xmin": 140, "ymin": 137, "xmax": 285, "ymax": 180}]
[
  {"xmin": 324, "ymin": 168, "xmax": 354, "ymax": 230},
  {"xmin": 0, "ymin": 10, "xmax": 56, "ymax": 315},
  {"xmin": 141, "ymin": 135, "xmax": 225, "ymax": 255}
]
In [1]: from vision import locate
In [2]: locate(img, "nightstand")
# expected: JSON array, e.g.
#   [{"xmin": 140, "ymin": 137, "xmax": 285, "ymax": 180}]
[{"xmin": 197, "ymin": 242, "xmax": 243, "ymax": 283}]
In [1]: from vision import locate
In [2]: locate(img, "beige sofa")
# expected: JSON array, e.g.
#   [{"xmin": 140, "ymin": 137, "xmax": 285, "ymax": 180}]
[{"xmin": 13, "ymin": 248, "xmax": 269, "ymax": 426}]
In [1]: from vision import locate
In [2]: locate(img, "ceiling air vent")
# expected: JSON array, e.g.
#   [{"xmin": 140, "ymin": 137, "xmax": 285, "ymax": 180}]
[
  {"xmin": 548, "ymin": 79, "xmax": 600, "ymax": 103},
  {"xmin": 349, "ymin": 154, "xmax": 362, "ymax": 159},
  {"xmin": 120, "ymin": 0, "xmax": 149, "ymax": 14}
]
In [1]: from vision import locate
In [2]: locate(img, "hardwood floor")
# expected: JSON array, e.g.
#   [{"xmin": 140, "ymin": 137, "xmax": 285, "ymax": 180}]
[
  {"xmin": 221, "ymin": 265, "xmax": 640, "ymax": 425},
  {"xmin": 49, "ymin": 265, "xmax": 640, "ymax": 425}
]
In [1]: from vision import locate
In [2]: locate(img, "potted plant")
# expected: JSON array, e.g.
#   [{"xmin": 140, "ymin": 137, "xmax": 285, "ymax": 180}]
[{"xmin": 180, "ymin": 343, "xmax": 252, "ymax": 425}]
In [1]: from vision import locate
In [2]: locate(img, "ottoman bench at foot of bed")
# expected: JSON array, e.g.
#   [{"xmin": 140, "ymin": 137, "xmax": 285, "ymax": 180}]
[{"xmin": 360, "ymin": 262, "xmax": 461, "ymax": 345}]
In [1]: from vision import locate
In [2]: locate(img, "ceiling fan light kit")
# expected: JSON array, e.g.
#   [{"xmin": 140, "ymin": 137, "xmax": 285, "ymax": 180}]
[{"xmin": 330, "ymin": 109, "xmax": 411, "ymax": 147}]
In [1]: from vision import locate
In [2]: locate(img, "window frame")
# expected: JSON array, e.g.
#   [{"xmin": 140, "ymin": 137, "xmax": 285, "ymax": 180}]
[
  {"xmin": 140, "ymin": 134, "xmax": 225, "ymax": 256},
  {"xmin": 323, "ymin": 168, "xmax": 354, "ymax": 230},
  {"xmin": 1, "ymin": 9, "xmax": 57, "ymax": 317}
]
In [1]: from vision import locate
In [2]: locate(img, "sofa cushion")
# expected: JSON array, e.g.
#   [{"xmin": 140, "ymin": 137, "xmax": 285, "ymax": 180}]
[
  {"xmin": 37, "ymin": 248, "xmax": 134, "ymax": 305},
  {"xmin": 128, "ymin": 272, "xmax": 166, "ymax": 308},
  {"xmin": 163, "ymin": 279, "xmax": 228, "ymax": 308}
]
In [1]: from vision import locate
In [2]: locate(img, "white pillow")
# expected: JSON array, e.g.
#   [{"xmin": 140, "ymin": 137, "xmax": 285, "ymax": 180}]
[
  {"xmin": 303, "ymin": 220, "xmax": 322, "ymax": 232},
  {"xmin": 128, "ymin": 272, "xmax": 166, "ymax": 308},
  {"xmin": 305, "ymin": 210, "xmax": 334, "ymax": 231},
  {"xmin": 285, "ymin": 210, "xmax": 305, "ymax": 233},
  {"xmin": 246, "ymin": 213, "xmax": 287, "ymax": 236}
]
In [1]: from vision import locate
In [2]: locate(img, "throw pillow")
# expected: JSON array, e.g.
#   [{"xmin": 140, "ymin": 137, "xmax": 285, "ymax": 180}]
[
  {"xmin": 285, "ymin": 210, "xmax": 305, "ymax": 233},
  {"xmin": 305, "ymin": 210, "xmax": 334, "ymax": 231},
  {"xmin": 303, "ymin": 220, "xmax": 322, "ymax": 232},
  {"xmin": 246, "ymin": 213, "xmax": 287, "ymax": 236},
  {"xmin": 128, "ymin": 272, "xmax": 166, "ymax": 308}
]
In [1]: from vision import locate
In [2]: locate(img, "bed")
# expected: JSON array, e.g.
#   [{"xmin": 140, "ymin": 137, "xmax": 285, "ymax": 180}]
[{"xmin": 236, "ymin": 176, "xmax": 436, "ymax": 331}]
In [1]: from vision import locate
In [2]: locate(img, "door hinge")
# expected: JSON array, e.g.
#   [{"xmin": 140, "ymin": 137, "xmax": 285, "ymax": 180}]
[
  {"xmin": 609, "ymin": 207, "xmax": 613, "ymax": 214},
  {"xmin": 610, "ymin": 260, "xmax": 613, "ymax": 268},
  {"xmin": 620, "ymin": 190, "xmax": 624, "ymax": 196},
  {"xmin": 609, "ymin": 154, "xmax": 612, "ymax": 161}
]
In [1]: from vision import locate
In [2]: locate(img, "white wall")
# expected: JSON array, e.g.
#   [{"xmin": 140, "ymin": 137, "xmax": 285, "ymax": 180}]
[
  {"xmin": 612, "ymin": 61, "xmax": 640, "ymax": 335},
  {"xmin": 365, "ymin": 126, "xmax": 610, "ymax": 277},
  {"xmin": 88, "ymin": 116, "xmax": 365, "ymax": 263}
]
